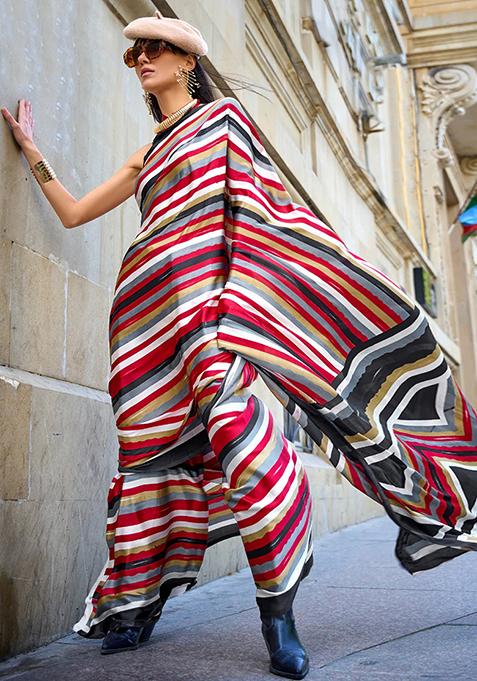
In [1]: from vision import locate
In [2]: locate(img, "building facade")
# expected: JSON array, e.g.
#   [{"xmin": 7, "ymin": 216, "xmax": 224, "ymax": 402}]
[{"xmin": 1, "ymin": 0, "xmax": 476, "ymax": 658}]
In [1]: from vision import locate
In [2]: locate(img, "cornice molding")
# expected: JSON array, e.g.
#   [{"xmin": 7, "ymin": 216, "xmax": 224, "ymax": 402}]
[
  {"xmin": 419, "ymin": 64, "xmax": 477, "ymax": 167},
  {"xmin": 405, "ymin": 23, "xmax": 477, "ymax": 68}
]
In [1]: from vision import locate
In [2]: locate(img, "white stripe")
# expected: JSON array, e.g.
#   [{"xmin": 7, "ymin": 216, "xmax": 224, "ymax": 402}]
[
  {"xmin": 110, "ymin": 296, "xmax": 219, "ymax": 372},
  {"xmin": 223, "ymin": 284, "xmax": 343, "ymax": 370},
  {"xmin": 114, "ymin": 510, "xmax": 208, "ymax": 537},
  {"xmin": 337, "ymin": 311, "xmax": 425, "ymax": 393},
  {"xmin": 135, "ymin": 100, "xmax": 222, "ymax": 200},
  {"xmin": 116, "ymin": 221, "xmax": 224, "ymax": 296},
  {"xmin": 113, "ymin": 330, "xmax": 217, "ymax": 420}
]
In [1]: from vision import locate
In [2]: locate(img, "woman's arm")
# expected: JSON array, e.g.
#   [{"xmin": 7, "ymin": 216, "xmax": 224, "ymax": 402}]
[
  {"xmin": 2, "ymin": 99, "xmax": 151, "ymax": 229},
  {"xmin": 21, "ymin": 141, "xmax": 150, "ymax": 229}
]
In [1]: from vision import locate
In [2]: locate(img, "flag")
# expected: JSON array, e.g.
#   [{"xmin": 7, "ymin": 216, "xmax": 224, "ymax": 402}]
[{"xmin": 458, "ymin": 195, "xmax": 477, "ymax": 242}]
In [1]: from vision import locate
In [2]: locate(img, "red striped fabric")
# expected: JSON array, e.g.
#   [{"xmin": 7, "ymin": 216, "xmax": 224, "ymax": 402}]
[{"xmin": 74, "ymin": 97, "xmax": 477, "ymax": 637}]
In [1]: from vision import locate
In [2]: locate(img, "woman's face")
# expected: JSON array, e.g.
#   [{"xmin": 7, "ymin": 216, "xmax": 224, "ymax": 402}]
[{"xmin": 133, "ymin": 40, "xmax": 195, "ymax": 95}]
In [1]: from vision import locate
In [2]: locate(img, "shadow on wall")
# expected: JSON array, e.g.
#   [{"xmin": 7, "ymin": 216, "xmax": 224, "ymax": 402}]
[{"xmin": 0, "ymin": 571, "xmax": 20, "ymax": 661}]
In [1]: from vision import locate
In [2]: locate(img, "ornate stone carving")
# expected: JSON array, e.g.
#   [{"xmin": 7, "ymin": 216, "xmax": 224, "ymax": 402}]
[
  {"xmin": 420, "ymin": 65, "xmax": 477, "ymax": 167},
  {"xmin": 460, "ymin": 156, "xmax": 477, "ymax": 175}
]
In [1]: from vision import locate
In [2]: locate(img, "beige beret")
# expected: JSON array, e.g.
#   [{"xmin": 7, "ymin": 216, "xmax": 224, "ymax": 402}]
[{"xmin": 123, "ymin": 9, "xmax": 208, "ymax": 57}]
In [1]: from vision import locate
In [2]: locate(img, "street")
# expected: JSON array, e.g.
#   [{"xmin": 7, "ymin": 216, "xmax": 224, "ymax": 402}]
[{"xmin": 1, "ymin": 515, "xmax": 476, "ymax": 680}]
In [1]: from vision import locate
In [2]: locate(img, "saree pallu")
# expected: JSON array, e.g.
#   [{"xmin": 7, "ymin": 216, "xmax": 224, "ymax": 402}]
[{"xmin": 74, "ymin": 97, "xmax": 477, "ymax": 636}]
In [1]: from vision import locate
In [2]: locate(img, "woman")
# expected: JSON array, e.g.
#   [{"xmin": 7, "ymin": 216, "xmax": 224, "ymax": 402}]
[{"xmin": 2, "ymin": 10, "xmax": 477, "ymax": 680}]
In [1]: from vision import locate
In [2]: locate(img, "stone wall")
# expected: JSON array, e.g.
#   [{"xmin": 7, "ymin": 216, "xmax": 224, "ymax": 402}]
[{"xmin": 0, "ymin": 0, "xmax": 157, "ymax": 659}]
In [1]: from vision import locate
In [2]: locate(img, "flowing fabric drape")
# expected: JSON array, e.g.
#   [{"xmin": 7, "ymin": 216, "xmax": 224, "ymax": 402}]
[{"xmin": 74, "ymin": 97, "xmax": 477, "ymax": 637}]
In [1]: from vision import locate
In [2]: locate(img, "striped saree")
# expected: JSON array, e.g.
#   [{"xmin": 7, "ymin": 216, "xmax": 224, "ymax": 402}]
[{"xmin": 74, "ymin": 97, "xmax": 477, "ymax": 637}]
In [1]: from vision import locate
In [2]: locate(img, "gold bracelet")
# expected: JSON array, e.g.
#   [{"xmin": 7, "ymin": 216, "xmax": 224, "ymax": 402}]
[{"xmin": 30, "ymin": 158, "xmax": 57, "ymax": 183}]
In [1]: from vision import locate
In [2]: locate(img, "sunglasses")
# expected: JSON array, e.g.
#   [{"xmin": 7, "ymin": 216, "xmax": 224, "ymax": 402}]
[{"xmin": 123, "ymin": 39, "xmax": 171, "ymax": 68}]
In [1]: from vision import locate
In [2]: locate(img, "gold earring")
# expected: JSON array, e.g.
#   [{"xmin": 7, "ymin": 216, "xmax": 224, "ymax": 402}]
[
  {"xmin": 142, "ymin": 90, "xmax": 154, "ymax": 116},
  {"xmin": 175, "ymin": 64, "xmax": 198, "ymax": 97}
]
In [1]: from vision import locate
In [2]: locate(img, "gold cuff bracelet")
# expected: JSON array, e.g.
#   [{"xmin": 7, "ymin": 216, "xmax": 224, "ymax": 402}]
[{"xmin": 30, "ymin": 159, "xmax": 57, "ymax": 183}]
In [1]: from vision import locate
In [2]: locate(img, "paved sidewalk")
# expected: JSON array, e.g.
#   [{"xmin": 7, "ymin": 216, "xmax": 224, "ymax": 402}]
[{"xmin": 1, "ymin": 515, "xmax": 476, "ymax": 681}]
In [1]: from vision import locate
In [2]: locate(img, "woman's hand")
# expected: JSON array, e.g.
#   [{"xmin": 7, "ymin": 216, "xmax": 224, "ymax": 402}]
[{"xmin": 1, "ymin": 99, "xmax": 35, "ymax": 149}]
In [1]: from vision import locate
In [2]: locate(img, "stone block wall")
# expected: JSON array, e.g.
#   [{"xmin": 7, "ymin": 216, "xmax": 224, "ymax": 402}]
[{"xmin": 0, "ymin": 0, "xmax": 387, "ymax": 659}]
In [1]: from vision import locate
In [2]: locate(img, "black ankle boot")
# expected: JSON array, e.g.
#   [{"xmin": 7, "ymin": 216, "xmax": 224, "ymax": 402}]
[
  {"xmin": 260, "ymin": 607, "xmax": 309, "ymax": 679},
  {"xmin": 100, "ymin": 618, "xmax": 157, "ymax": 654}
]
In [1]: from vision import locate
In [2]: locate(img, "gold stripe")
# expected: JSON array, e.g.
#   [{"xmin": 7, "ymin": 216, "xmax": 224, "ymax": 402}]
[
  {"xmin": 232, "ymin": 218, "xmax": 402, "ymax": 327},
  {"xmin": 346, "ymin": 346, "xmax": 442, "ymax": 444},
  {"xmin": 217, "ymin": 336, "xmax": 337, "ymax": 402},
  {"xmin": 237, "ymin": 269, "xmax": 347, "ymax": 362},
  {"xmin": 255, "ymin": 519, "xmax": 310, "ymax": 589},
  {"xmin": 117, "ymin": 207, "xmax": 224, "ymax": 284}
]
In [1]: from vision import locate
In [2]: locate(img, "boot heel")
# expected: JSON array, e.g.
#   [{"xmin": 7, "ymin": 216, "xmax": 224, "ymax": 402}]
[{"xmin": 138, "ymin": 620, "xmax": 156, "ymax": 643}]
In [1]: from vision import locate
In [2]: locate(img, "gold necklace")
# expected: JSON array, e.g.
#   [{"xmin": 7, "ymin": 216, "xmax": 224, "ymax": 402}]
[{"xmin": 153, "ymin": 98, "xmax": 198, "ymax": 133}]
